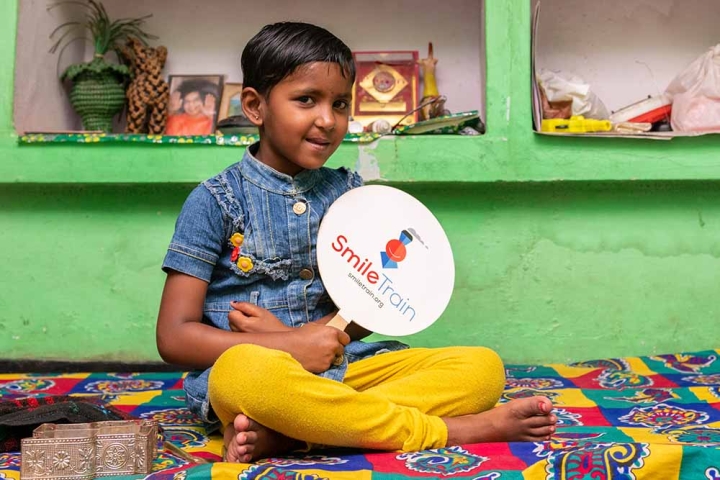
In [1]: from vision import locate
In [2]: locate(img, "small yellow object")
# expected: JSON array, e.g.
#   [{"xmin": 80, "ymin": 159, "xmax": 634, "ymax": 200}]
[
  {"xmin": 230, "ymin": 233, "xmax": 244, "ymax": 247},
  {"xmin": 237, "ymin": 256, "xmax": 253, "ymax": 272},
  {"xmin": 541, "ymin": 116, "xmax": 612, "ymax": 134}
]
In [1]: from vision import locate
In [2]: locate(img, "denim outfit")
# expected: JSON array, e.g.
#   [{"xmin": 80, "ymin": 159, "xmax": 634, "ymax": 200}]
[{"xmin": 162, "ymin": 144, "xmax": 407, "ymax": 424}]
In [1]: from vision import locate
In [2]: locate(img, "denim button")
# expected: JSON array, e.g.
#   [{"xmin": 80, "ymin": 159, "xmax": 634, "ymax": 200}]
[
  {"xmin": 293, "ymin": 202, "xmax": 307, "ymax": 215},
  {"xmin": 299, "ymin": 268, "xmax": 314, "ymax": 280}
]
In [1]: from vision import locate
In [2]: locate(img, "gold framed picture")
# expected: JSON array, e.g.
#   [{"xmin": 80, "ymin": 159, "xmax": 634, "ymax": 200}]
[{"xmin": 351, "ymin": 51, "xmax": 419, "ymax": 129}]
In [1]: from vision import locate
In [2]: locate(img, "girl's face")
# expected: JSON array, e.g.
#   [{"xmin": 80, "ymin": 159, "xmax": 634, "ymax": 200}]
[{"xmin": 254, "ymin": 62, "xmax": 353, "ymax": 177}]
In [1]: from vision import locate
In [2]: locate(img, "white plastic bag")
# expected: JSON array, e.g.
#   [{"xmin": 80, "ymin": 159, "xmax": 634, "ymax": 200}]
[
  {"xmin": 665, "ymin": 45, "xmax": 720, "ymax": 132},
  {"xmin": 537, "ymin": 69, "xmax": 610, "ymax": 120}
]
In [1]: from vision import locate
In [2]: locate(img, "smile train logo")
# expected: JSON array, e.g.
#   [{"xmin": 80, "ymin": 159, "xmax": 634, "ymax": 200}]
[{"xmin": 380, "ymin": 229, "xmax": 414, "ymax": 269}]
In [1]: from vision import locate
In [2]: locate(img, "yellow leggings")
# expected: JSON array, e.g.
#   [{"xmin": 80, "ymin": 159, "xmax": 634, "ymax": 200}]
[{"xmin": 208, "ymin": 344, "xmax": 505, "ymax": 452}]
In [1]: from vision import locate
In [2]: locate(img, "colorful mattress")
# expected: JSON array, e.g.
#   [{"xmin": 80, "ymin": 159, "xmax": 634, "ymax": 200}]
[{"xmin": 2, "ymin": 350, "xmax": 720, "ymax": 479}]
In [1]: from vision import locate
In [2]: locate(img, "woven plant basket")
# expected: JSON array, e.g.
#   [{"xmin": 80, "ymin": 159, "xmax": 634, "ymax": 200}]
[{"xmin": 62, "ymin": 57, "xmax": 130, "ymax": 132}]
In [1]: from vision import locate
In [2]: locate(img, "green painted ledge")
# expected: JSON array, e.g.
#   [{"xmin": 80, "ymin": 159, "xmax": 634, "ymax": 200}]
[{"xmin": 3, "ymin": 133, "xmax": 720, "ymax": 184}]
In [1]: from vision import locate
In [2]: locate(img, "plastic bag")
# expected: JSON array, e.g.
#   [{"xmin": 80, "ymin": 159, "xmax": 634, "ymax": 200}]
[
  {"xmin": 537, "ymin": 69, "xmax": 610, "ymax": 120},
  {"xmin": 665, "ymin": 44, "xmax": 720, "ymax": 132}
]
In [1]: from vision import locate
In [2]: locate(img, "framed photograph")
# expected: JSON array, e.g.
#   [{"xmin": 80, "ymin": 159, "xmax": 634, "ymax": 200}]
[
  {"xmin": 351, "ymin": 51, "xmax": 419, "ymax": 130},
  {"xmin": 218, "ymin": 83, "xmax": 245, "ymax": 122},
  {"xmin": 165, "ymin": 75, "xmax": 224, "ymax": 136}
]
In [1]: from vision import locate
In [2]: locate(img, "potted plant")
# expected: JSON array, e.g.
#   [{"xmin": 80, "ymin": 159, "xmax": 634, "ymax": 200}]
[{"xmin": 49, "ymin": 0, "xmax": 156, "ymax": 132}]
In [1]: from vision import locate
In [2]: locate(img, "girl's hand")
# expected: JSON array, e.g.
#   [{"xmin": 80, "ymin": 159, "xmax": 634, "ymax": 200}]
[
  {"xmin": 289, "ymin": 323, "xmax": 350, "ymax": 373},
  {"xmin": 228, "ymin": 302, "xmax": 291, "ymax": 333}
]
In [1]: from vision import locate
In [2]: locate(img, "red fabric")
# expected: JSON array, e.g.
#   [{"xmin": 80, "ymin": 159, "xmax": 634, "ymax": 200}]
[{"xmin": 165, "ymin": 113, "xmax": 213, "ymax": 135}]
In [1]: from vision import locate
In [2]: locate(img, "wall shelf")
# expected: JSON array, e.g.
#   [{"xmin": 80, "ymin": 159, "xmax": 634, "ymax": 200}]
[
  {"xmin": 4, "ymin": 132, "xmax": 720, "ymax": 184},
  {"xmin": 3, "ymin": 1, "xmax": 720, "ymax": 186},
  {"xmin": 5, "ymin": 135, "xmax": 483, "ymax": 184},
  {"xmin": 16, "ymin": 132, "xmax": 381, "ymax": 146}
]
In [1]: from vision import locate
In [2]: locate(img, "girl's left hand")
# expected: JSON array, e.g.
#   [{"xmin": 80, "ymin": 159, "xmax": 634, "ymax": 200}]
[{"xmin": 228, "ymin": 302, "xmax": 291, "ymax": 333}]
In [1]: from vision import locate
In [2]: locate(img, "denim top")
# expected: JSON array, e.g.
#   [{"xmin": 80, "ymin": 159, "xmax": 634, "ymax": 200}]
[{"xmin": 162, "ymin": 144, "xmax": 407, "ymax": 423}]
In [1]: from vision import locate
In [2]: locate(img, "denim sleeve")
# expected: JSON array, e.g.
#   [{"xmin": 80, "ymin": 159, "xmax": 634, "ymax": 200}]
[
  {"xmin": 162, "ymin": 185, "xmax": 225, "ymax": 282},
  {"xmin": 342, "ymin": 168, "xmax": 364, "ymax": 190}
]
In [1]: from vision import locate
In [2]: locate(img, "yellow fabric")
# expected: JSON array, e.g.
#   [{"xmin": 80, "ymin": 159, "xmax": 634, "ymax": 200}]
[{"xmin": 208, "ymin": 344, "xmax": 505, "ymax": 452}]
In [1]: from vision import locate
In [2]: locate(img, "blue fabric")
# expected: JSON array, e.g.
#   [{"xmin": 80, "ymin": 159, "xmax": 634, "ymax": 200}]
[{"xmin": 163, "ymin": 144, "xmax": 407, "ymax": 423}]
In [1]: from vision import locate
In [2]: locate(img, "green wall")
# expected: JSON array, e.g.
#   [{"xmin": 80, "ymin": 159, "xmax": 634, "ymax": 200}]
[{"xmin": 1, "ymin": 1, "xmax": 719, "ymax": 365}]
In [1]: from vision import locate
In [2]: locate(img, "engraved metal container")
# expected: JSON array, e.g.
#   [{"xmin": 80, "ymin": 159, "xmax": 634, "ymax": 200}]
[{"xmin": 20, "ymin": 420, "xmax": 157, "ymax": 480}]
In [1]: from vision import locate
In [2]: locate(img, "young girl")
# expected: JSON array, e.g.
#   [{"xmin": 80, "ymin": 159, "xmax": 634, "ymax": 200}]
[{"xmin": 157, "ymin": 22, "xmax": 557, "ymax": 463}]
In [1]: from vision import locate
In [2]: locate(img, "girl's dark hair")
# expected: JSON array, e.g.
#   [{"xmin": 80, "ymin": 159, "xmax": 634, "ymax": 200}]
[{"xmin": 241, "ymin": 22, "xmax": 355, "ymax": 96}]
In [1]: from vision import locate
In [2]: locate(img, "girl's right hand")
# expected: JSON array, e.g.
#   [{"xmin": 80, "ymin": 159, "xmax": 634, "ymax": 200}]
[
  {"xmin": 289, "ymin": 322, "xmax": 350, "ymax": 373},
  {"xmin": 228, "ymin": 301, "xmax": 290, "ymax": 333}
]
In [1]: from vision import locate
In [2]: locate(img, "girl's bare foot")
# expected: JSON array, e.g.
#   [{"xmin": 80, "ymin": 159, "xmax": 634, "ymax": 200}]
[
  {"xmin": 223, "ymin": 414, "xmax": 301, "ymax": 463},
  {"xmin": 223, "ymin": 397, "xmax": 556, "ymax": 462},
  {"xmin": 444, "ymin": 397, "xmax": 557, "ymax": 444}
]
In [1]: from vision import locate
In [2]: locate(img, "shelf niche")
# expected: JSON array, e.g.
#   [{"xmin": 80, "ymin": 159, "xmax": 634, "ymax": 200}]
[{"xmin": 14, "ymin": 0, "xmax": 486, "ymax": 135}]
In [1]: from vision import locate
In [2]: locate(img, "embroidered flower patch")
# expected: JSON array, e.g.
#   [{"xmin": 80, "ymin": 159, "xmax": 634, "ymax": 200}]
[
  {"xmin": 237, "ymin": 257, "xmax": 254, "ymax": 272},
  {"xmin": 230, "ymin": 233, "xmax": 244, "ymax": 247}
]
